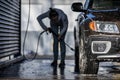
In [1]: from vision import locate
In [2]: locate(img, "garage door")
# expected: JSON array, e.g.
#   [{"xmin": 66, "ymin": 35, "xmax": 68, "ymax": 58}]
[{"xmin": 0, "ymin": 0, "xmax": 21, "ymax": 59}]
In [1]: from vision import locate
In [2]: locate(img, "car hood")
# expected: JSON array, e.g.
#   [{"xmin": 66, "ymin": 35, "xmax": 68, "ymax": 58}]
[{"xmin": 87, "ymin": 9, "xmax": 120, "ymax": 21}]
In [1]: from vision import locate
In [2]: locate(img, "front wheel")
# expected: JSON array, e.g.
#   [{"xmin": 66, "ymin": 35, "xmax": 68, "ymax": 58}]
[
  {"xmin": 74, "ymin": 27, "xmax": 80, "ymax": 73},
  {"xmin": 79, "ymin": 36, "xmax": 99, "ymax": 74}
]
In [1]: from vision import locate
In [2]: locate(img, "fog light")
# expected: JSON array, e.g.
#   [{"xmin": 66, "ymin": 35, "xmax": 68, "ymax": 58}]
[
  {"xmin": 91, "ymin": 41, "xmax": 111, "ymax": 54},
  {"xmin": 93, "ymin": 43, "xmax": 106, "ymax": 52}
]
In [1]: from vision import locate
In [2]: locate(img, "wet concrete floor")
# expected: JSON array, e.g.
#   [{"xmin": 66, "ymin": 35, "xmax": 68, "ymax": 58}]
[{"xmin": 0, "ymin": 59, "xmax": 120, "ymax": 80}]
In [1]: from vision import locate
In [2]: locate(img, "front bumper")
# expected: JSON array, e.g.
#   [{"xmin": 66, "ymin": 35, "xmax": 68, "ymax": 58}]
[
  {"xmin": 88, "ymin": 35, "xmax": 120, "ymax": 61},
  {"xmin": 97, "ymin": 54, "xmax": 120, "ymax": 61}
]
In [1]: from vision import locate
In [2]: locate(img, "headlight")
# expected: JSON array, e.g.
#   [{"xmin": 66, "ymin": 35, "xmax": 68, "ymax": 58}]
[{"xmin": 89, "ymin": 21, "xmax": 119, "ymax": 33}]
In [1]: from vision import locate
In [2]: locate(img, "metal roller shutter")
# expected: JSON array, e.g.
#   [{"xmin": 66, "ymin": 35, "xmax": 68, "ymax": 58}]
[{"xmin": 0, "ymin": 0, "xmax": 21, "ymax": 58}]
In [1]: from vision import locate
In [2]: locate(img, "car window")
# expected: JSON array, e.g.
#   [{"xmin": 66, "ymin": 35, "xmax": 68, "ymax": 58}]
[{"xmin": 91, "ymin": 0, "xmax": 120, "ymax": 10}]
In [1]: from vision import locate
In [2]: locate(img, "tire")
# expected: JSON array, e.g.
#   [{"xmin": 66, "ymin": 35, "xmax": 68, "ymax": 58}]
[
  {"xmin": 74, "ymin": 27, "xmax": 80, "ymax": 73},
  {"xmin": 79, "ymin": 35, "xmax": 99, "ymax": 74}
]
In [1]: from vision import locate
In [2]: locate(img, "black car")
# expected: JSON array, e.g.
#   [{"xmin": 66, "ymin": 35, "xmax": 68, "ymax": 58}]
[{"xmin": 71, "ymin": 0, "xmax": 120, "ymax": 74}]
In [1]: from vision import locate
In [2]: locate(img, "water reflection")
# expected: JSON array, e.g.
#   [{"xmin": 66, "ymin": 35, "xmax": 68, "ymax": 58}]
[{"xmin": 0, "ymin": 60, "xmax": 120, "ymax": 80}]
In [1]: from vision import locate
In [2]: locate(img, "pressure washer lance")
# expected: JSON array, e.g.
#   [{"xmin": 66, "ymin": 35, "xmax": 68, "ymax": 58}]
[
  {"xmin": 35, "ymin": 29, "xmax": 75, "ymax": 60},
  {"xmin": 46, "ymin": 28, "xmax": 75, "ymax": 51},
  {"xmin": 36, "ymin": 29, "xmax": 75, "ymax": 56}
]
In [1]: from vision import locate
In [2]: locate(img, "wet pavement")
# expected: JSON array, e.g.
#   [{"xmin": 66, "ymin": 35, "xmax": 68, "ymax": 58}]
[{"xmin": 0, "ymin": 59, "xmax": 120, "ymax": 80}]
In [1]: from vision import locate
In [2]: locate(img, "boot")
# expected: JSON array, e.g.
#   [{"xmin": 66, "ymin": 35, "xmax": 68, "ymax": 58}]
[
  {"xmin": 59, "ymin": 61, "xmax": 65, "ymax": 68},
  {"xmin": 51, "ymin": 60, "xmax": 57, "ymax": 67}
]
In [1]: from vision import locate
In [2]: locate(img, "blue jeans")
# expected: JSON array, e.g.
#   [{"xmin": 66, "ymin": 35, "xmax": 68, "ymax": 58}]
[{"xmin": 51, "ymin": 23, "xmax": 66, "ymax": 63}]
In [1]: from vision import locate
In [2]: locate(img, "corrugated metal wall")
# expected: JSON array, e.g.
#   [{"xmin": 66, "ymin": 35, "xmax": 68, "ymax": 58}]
[{"xmin": 0, "ymin": 0, "xmax": 21, "ymax": 59}]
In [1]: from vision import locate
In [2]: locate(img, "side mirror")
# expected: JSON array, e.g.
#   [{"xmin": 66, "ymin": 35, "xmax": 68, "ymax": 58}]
[{"xmin": 71, "ymin": 2, "xmax": 85, "ymax": 12}]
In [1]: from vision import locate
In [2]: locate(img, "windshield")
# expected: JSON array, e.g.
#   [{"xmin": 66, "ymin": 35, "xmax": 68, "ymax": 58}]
[{"xmin": 90, "ymin": 0, "xmax": 120, "ymax": 10}]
